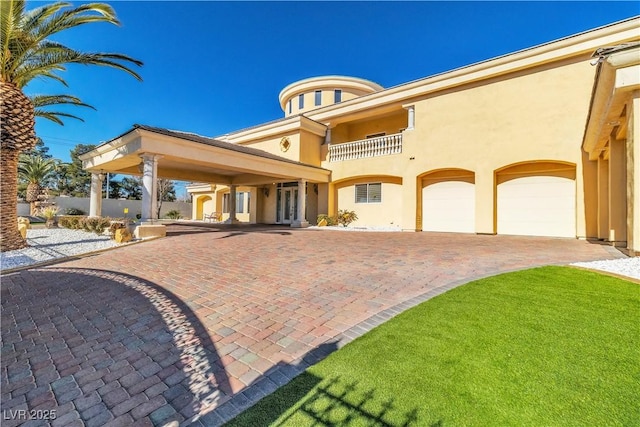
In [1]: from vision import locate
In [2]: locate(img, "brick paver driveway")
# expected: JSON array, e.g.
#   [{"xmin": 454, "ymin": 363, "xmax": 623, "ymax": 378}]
[{"xmin": 1, "ymin": 224, "xmax": 624, "ymax": 426}]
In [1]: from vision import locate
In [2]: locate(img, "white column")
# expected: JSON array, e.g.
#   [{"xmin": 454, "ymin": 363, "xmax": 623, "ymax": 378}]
[
  {"xmin": 140, "ymin": 154, "xmax": 158, "ymax": 222},
  {"xmin": 89, "ymin": 173, "xmax": 104, "ymax": 217},
  {"xmin": 630, "ymin": 95, "xmax": 640, "ymax": 253},
  {"xmin": 325, "ymin": 127, "xmax": 332, "ymax": 144},
  {"xmin": 292, "ymin": 179, "xmax": 309, "ymax": 228},
  {"xmin": 405, "ymin": 105, "xmax": 415, "ymax": 130}
]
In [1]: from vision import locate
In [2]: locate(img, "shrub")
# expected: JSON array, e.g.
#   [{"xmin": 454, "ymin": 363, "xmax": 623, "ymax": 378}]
[
  {"xmin": 64, "ymin": 207, "xmax": 85, "ymax": 215},
  {"xmin": 37, "ymin": 205, "xmax": 59, "ymax": 221},
  {"xmin": 337, "ymin": 209, "xmax": 358, "ymax": 227},
  {"xmin": 82, "ymin": 217, "xmax": 111, "ymax": 234},
  {"xmin": 108, "ymin": 221, "xmax": 127, "ymax": 239},
  {"xmin": 165, "ymin": 209, "xmax": 182, "ymax": 220},
  {"xmin": 70, "ymin": 216, "xmax": 81, "ymax": 229},
  {"xmin": 317, "ymin": 214, "xmax": 338, "ymax": 226}
]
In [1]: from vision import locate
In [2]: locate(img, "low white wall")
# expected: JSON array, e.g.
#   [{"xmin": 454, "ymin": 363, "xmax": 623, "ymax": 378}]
[{"xmin": 18, "ymin": 197, "xmax": 192, "ymax": 219}]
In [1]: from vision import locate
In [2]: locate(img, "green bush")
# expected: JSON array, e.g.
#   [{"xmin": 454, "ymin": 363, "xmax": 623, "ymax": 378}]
[
  {"xmin": 165, "ymin": 209, "xmax": 182, "ymax": 219},
  {"xmin": 65, "ymin": 207, "xmax": 85, "ymax": 215},
  {"xmin": 337, "ymin": 209, "xmax": 358, "ymax": 227},
  {"xmin": 317, "ymin": 214, "xmax": 338, "ymax": 226},
  {"xmin": 81, "ymin": 217, "xmax": 111, "ymax": 234}
]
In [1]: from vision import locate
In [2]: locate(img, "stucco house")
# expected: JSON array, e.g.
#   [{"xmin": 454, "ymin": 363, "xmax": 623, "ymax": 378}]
[{"xmin": 81, "ymin": 17, "xmax": 640, "ymax": 254}]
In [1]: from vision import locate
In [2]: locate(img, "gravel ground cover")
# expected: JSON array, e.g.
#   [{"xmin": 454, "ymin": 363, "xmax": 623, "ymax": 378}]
[
  {"xmin": 571, "ymin": 257, "xmax": 640, "ymax": 280},
  {"xmin": 0, "ymin": 228, "xmax": 122, "ymax": 271}
]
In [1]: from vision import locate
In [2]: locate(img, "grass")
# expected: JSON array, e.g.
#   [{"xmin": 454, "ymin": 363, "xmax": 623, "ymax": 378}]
[{"xmin": 227, "ymin": 266, "xmax": 640, "ymax": 426}]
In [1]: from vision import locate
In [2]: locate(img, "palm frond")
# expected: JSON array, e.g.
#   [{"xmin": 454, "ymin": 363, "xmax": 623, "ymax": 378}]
[
  {"xmin": 2, "ymin": 1, "xmax": 142, "ymax": 86},
  {"xmin": 30, "ymin": 94, "xmax": 95, "ymax": 110},
  {"xmin": 34, "ymin": 110, "xmax": 86, "ymax": 125},
  {"xmin": 14, "ymin": 44, "xmax": 142, "ymax": 87},
  {"xmin": 18, "ymin": 154, "xmax": 56, "ymax": 184}
]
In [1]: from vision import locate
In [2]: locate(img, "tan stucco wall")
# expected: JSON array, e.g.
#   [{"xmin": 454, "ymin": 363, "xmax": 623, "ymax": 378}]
[
  {"xmin": 260, "ymin": 184, "xmax": 277, "ymax": 224},
  {"xmin": 398, "ymin": 59, "xmax": 597, "ymax": 233},
  {"xmin": 194, "ymin": 195, "xmax": 215, "ymax": 220},
  {"xmin": 299, "ymin": 130, "xmax": 323, "ymax": 166},
  {"xmin": 335, "ymin": 177, "xmax": 403, "ymax": 228},
  {"xmin": 332, "ymin": 112, "xmax": 407, "ymax": 144},
  {"xmin": 238, "ymin": 133, "xmax": 302, "ymax": 163}
]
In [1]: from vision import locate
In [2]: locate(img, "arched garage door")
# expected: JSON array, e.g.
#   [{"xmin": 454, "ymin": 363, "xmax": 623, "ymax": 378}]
[
  {"xmin": 422, "ymin": 181, "xmax": 475, "ymax": 233},
  {"xmin": 497, "ymin": 176, "xmax": 575, "ymax": 237}
]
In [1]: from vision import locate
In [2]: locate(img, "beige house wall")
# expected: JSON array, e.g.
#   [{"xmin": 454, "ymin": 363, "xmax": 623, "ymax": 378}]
[
  {"xmin": 398, "ymin": 59, "xmax": 596, "ymax": 233},
  {"xmin": 332, "ymin": 112, "xmax": 407, "ymax": 144},
  {"xmin": 182, "ymin": 19, "xmax": 639, "ymax": 251},
  {"xmin": 336, "ymin": 178, "xmax": 403, "ymax": 228}
]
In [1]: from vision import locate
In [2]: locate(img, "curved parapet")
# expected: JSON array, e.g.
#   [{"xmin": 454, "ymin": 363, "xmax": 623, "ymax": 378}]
[{"xmin": 279, "ymin": 76, "xmax": 383, "ymax": 116}]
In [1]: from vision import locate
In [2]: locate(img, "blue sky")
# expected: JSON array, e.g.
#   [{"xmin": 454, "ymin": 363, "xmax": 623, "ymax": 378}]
[{"xmin": 28, "ymin": 1, "xmax": 639, "ymax": 166}]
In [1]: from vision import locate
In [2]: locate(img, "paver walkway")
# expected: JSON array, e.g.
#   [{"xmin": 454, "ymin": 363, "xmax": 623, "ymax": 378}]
[{"xmin": 1, "ymin": 224, "xmax": 624, "ymax": 426}]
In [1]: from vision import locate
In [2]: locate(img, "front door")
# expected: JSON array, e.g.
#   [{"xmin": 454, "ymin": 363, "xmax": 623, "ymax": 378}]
[{"xmin": 277, "ymin": 187, "xmax": 298, "ymax": 224}]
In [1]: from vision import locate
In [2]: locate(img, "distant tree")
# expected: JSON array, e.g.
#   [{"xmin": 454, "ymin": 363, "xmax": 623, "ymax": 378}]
[
  {"xmin": 23, "ymin": 137, "xmax": 52, "ymax": 159},
  {"xmin": 156, "ymin": 179, "xmax": 176, "ymax": 218},
  {"xmin": 106, "ymin": 174, "xmax": 122, "ymax": 199},
  {"xmin": 51, "ymin": 161, "xmax": 73, "ymax": 196},
  {"xmin": 120, "ymin": 176, "xmax": 142, "ymax": 200},
  {"xmin": 18, "ymin": 155, "xmax": 56, "ymax": 214},
  {"xmin": 65, "ymin": 144, "xmax": 96, "ymax": 197}
]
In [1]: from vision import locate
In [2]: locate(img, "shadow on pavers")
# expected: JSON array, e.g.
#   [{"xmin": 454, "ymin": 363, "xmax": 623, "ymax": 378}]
[{"xmin": 0, "ymin": 267, "xmax": 232, "ymax": 425}]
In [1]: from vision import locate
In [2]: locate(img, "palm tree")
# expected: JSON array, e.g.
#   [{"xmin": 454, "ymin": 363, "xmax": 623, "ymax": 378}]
[
  {"xmin": 18, "ymin": 155, "xmax": 56, "ymax": 215},
  {"xmin": 0, "ymin": 0, "xmax": 142, "ymax": 251}
]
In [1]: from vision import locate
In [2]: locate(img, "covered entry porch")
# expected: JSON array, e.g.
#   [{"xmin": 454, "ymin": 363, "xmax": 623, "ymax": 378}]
[{"xmin": 79, "ymin": 124, "xmax": 331, "ymax": 230}]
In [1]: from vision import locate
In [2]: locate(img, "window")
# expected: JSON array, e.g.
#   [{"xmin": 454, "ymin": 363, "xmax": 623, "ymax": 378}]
[
  {"xmin": 222, "ymin": 193, "xmax": 229, "ymax": 213},
  {"xmin": 236, "ymin": 192, "xmax": 244, "ymax": 213},
  {"xmin": 314, "ymin": 90, "xmax": 322, "ymax": 106},
  {"xmin": 288, "ymin": 100, "xmax": 292, "ymax": 114},
  {"xmin": 334, "ymin": 89, "xmax": 342, "ymax": 103},
  {"xmin": 355, "ymin": 183, "xmax": 382, "ymax": 203},
  {"xmin": 298, "ymin": 93, "xmax": 304, "ymax": 109}
]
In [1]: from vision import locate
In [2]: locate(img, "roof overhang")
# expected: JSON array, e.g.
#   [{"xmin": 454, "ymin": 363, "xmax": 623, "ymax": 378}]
[
  {"xmin": 221, "ymin": 115, "xmax": 327, "ymax": 145},
  {"xmin": 80, "ymin": 125, "xmax": 331, "ymax": 185},
  {"xmin": 583, "ymin": 42, "xmax": 640, "ymax": 160}
]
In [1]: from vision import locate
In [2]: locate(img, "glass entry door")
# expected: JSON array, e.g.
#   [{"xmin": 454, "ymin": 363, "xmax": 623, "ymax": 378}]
[{"xmin": 277, "ymin": 187, "xmax": 298, "ymax": 224}]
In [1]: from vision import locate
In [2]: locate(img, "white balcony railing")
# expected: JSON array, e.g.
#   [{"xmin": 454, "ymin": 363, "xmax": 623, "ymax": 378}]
[{"xmin": 328, "ymin": 133, "xmax": 402, "ymax": 162}]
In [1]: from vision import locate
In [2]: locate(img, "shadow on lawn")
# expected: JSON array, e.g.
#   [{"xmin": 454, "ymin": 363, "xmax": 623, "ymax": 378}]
[
  {"xmin": 279, "ymin": 375, "xmax": 423, "ymax": 427},
  {"xmin": 225, "ymin": 342, "xmax": 426, "ymax": 426}
]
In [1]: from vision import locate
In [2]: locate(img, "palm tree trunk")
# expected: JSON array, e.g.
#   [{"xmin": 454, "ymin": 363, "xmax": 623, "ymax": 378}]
[
  {"xmin": 1, "ymin": 81, "xmax": 37, "ymax": 251},
  {"xmin": 1, "ymin": 149, "xmax": 27, "ymax": 251}
]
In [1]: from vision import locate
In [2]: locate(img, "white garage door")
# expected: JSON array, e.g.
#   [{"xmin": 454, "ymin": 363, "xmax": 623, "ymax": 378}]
[
  {"xmin": 498, "ymin": 176, "xmax": 575, "ymax": 237},
  {"xmin": 422, "ymin": 181, "xmax": 475, "ymax": 233}
]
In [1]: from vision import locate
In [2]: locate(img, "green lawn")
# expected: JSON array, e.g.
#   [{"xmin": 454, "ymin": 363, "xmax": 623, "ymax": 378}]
[{"xmin": 227, "ymin": 266, "xmax": 639, "ymax": 427}]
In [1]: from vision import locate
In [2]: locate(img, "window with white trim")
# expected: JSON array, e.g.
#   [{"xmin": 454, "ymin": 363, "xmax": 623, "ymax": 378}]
[
  {"xmin": 315, "ymin": 90, "xmax": 322, "ymax": 106},
  {"xmin": 298, "ymin": 93, "xmax": 304, "ymax": 109},
  {"xmin": 334, "ymin": 89, "xmax": 342, "ymax": 103},
  {"xmin": 236, "ymin": 192, "xmax": 244, "ymax": 213},
  {"xmin": 355, "ymin": 183, "xmax": 382, "ymax": 203},
  {"xmin": 223, "ymin": 193, "xmax": 229, "ymax": 213}
]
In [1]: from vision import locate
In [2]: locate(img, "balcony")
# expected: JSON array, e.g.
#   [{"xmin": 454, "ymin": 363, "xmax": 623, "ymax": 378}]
[{"xmin": 328, "ymin": 133, "xmax": 403, "ymax": 162}]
